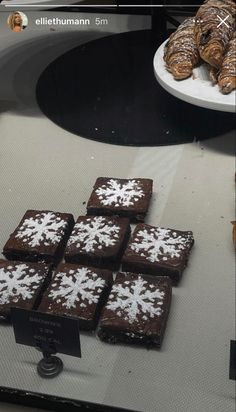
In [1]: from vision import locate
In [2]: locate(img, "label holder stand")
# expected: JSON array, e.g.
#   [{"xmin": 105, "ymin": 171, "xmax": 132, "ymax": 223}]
[
  {"xmin": 11, "ymin": 308, "xmax": 81, "ymax": 379},
  {"xmin": 36, "ymin": 341, "xmax": 63, "ymax": 378}
]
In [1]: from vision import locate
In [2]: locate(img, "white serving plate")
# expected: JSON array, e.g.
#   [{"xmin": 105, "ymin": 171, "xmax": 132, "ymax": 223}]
[{"xmin": 153, "ymin": 40, "xmax": 236, "ymax": 113}]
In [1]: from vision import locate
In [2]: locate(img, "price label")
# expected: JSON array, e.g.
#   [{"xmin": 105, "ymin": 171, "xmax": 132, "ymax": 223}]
[{"xmin": 11, "ymin": 308, "xmax": 81, "ymax": 358}]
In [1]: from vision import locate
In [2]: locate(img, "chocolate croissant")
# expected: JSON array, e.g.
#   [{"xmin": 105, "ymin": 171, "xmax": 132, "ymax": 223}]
[
  {"xmin": 218, "ymin": 33, "xmax": 236, "ymax": 93},
  {"xmin": 231, "ymin": 221, "xmax": 236, "ymax": 248},
  {"xmin": 195, "ymin": 0, "xmax": 236, "ymax": 68},
  {"xmin": 164, "ymin": 18, "xmax": 200, "ymax": 80}
]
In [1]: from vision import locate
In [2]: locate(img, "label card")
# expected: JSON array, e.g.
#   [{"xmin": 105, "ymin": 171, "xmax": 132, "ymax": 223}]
[{"xmin": 11, "ymin": 308, "xmax": 81, "ymax": 358}]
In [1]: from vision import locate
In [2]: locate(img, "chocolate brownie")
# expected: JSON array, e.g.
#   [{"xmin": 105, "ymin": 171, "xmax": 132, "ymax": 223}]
[
  {"xmin": 0, "ymin": 259, "xmax": 51, "ymax": 321},
  {"xmin": 3, "ymin": 210, "xmax": 75, "ymax": 265},
  {"xmin": 64, "ymin": 215, "xmax": 131, "ymax": 270},
  {"xmin": 97, "ymin": 272, "xmax": 172, "ymax": 348},
  {"xmin": 38, "ymin": 263, "xmax": 113, "ymax": 331},
  {"xmin": 86, "ymin": 177, "xmax": 153, "ymax": 222},
  {"xmin": 122, "ymin": 224, "xmax": 194, "ymax": 285}
]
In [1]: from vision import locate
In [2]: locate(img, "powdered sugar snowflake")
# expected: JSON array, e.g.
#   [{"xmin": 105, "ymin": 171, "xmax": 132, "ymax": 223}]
[
  {"xmin": 96, "ymin": 179, "xmax": 144, "ymax": 207},
  {"xmin": 0, "ymin": 264, "xmax": 43, "ymax": 305},
  {"xmin": 107, "ymin": 276, "xmax": 165, "ymax": 323},
  {"xmin": 49, "ymin": 267, "xmax": 105, "ymax": 309},
  {"xmin": 15, "ymin": 212, "xmax": 68, "ymax": 247},
  {"xmin": 130, "ymin": 227, "xmax": 191, "ymax": 263},
  {"xmin": 67, "ymin": 216, "xmax": 120, "ymax": 253}
]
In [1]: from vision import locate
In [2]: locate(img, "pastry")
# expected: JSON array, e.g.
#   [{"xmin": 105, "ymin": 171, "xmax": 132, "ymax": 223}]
[
  {"xmin": 231, "ymin": 221, "xmax": 236, "ymax": 248},
  {"xmin": 97, "ymin": 272, "xmax": 172, "ymax": 348},
  {"xmin": 122, "ymin": 224, "xmax": 194, "ymax": 285},
  {"xmin": 164, "ymin": 17, "xmax": 200, "ymax": 80},
  {"xmin": 0, "ymin": 260, "xmax": 51, "ymax": 321},
  {"xmin": 3, "ymin": 210, "xmax": 75, "ymax": 265},
  {"xmin": 38, "ymin": 263, "xmax": 112, "ymax": 331},
  {"xmin": 218, "ymin": 33, "xmax": 236, "ymax": 93},
  {"xmin": 87, "ymin": 177, "xmax": 153, "ymax": 222},
  {"xmin": 65, "ymin": 215, "xmax": 130, "ymax": 270},
  {"xmin": 195, "ymin": 0, "xmax": 236, "ymax": 68}
]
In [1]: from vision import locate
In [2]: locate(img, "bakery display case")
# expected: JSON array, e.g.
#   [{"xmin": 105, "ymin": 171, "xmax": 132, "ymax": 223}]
[{"xmin": 0, "ymin": 1, "xmax": 235, "ymax": 411}]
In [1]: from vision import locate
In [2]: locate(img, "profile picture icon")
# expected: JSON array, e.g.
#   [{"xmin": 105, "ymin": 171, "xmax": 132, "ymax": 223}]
[{"xmin": 7, "ymin": 11, "xmax": 28, "ymax": 32}]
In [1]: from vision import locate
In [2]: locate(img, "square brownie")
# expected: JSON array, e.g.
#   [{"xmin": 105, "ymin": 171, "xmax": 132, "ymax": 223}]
[
  {"xmin": 64, "ymin": 215, "xmax": 131, "ymax": 270},
  {"xmin": 0, "ymin": 259, "xmax": 51, "ymax": 321},
  {"xmin": 86, "ymin": 177, "xmax": 153, "ymax": 222},
  {"xmin": 38, "ymin": 263, "xmax": 113, "ymax": 331},
  {"xmin": 3, "ymin": 210, "xmax": 75, "ymax": 265},
  {"xmin": 97, "ymin": 272, "xmax": 172, "ymax": 348},
  {"xmin": 122, "ymin": 224, "xmax": 194, "ymax": 285}
]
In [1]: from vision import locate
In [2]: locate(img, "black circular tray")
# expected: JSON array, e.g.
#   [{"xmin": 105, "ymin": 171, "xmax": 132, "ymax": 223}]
[{"xmin": 36, "ymin": 30, "xmax": 235, "ymax": 146}]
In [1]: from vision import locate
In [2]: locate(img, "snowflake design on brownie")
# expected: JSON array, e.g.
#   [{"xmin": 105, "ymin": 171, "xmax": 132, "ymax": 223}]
[
  {"xmin": 96, "ymin": 179, "xmax": 144, "ymax": 207},
  {"xmin": 0, "ymin": 264, "xmax": 42, "ymax": 305},
  {"xmin": 130, "ymin": 227, "xmax": 191, "ymax": 263},
  {"xmin": 107, "ymin": 276, "xmax": 165, "ymax": 323},
  {"xmin": 49, "ymin": 267, "xmax": 105, "ymax": 309},
  {"xmin": 15, "ymin": 212, "xmax": 68, "ymax": 247},
  {"xmin": 67, "ymin": 216, "xmax": 120, "ymax": 253}
]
